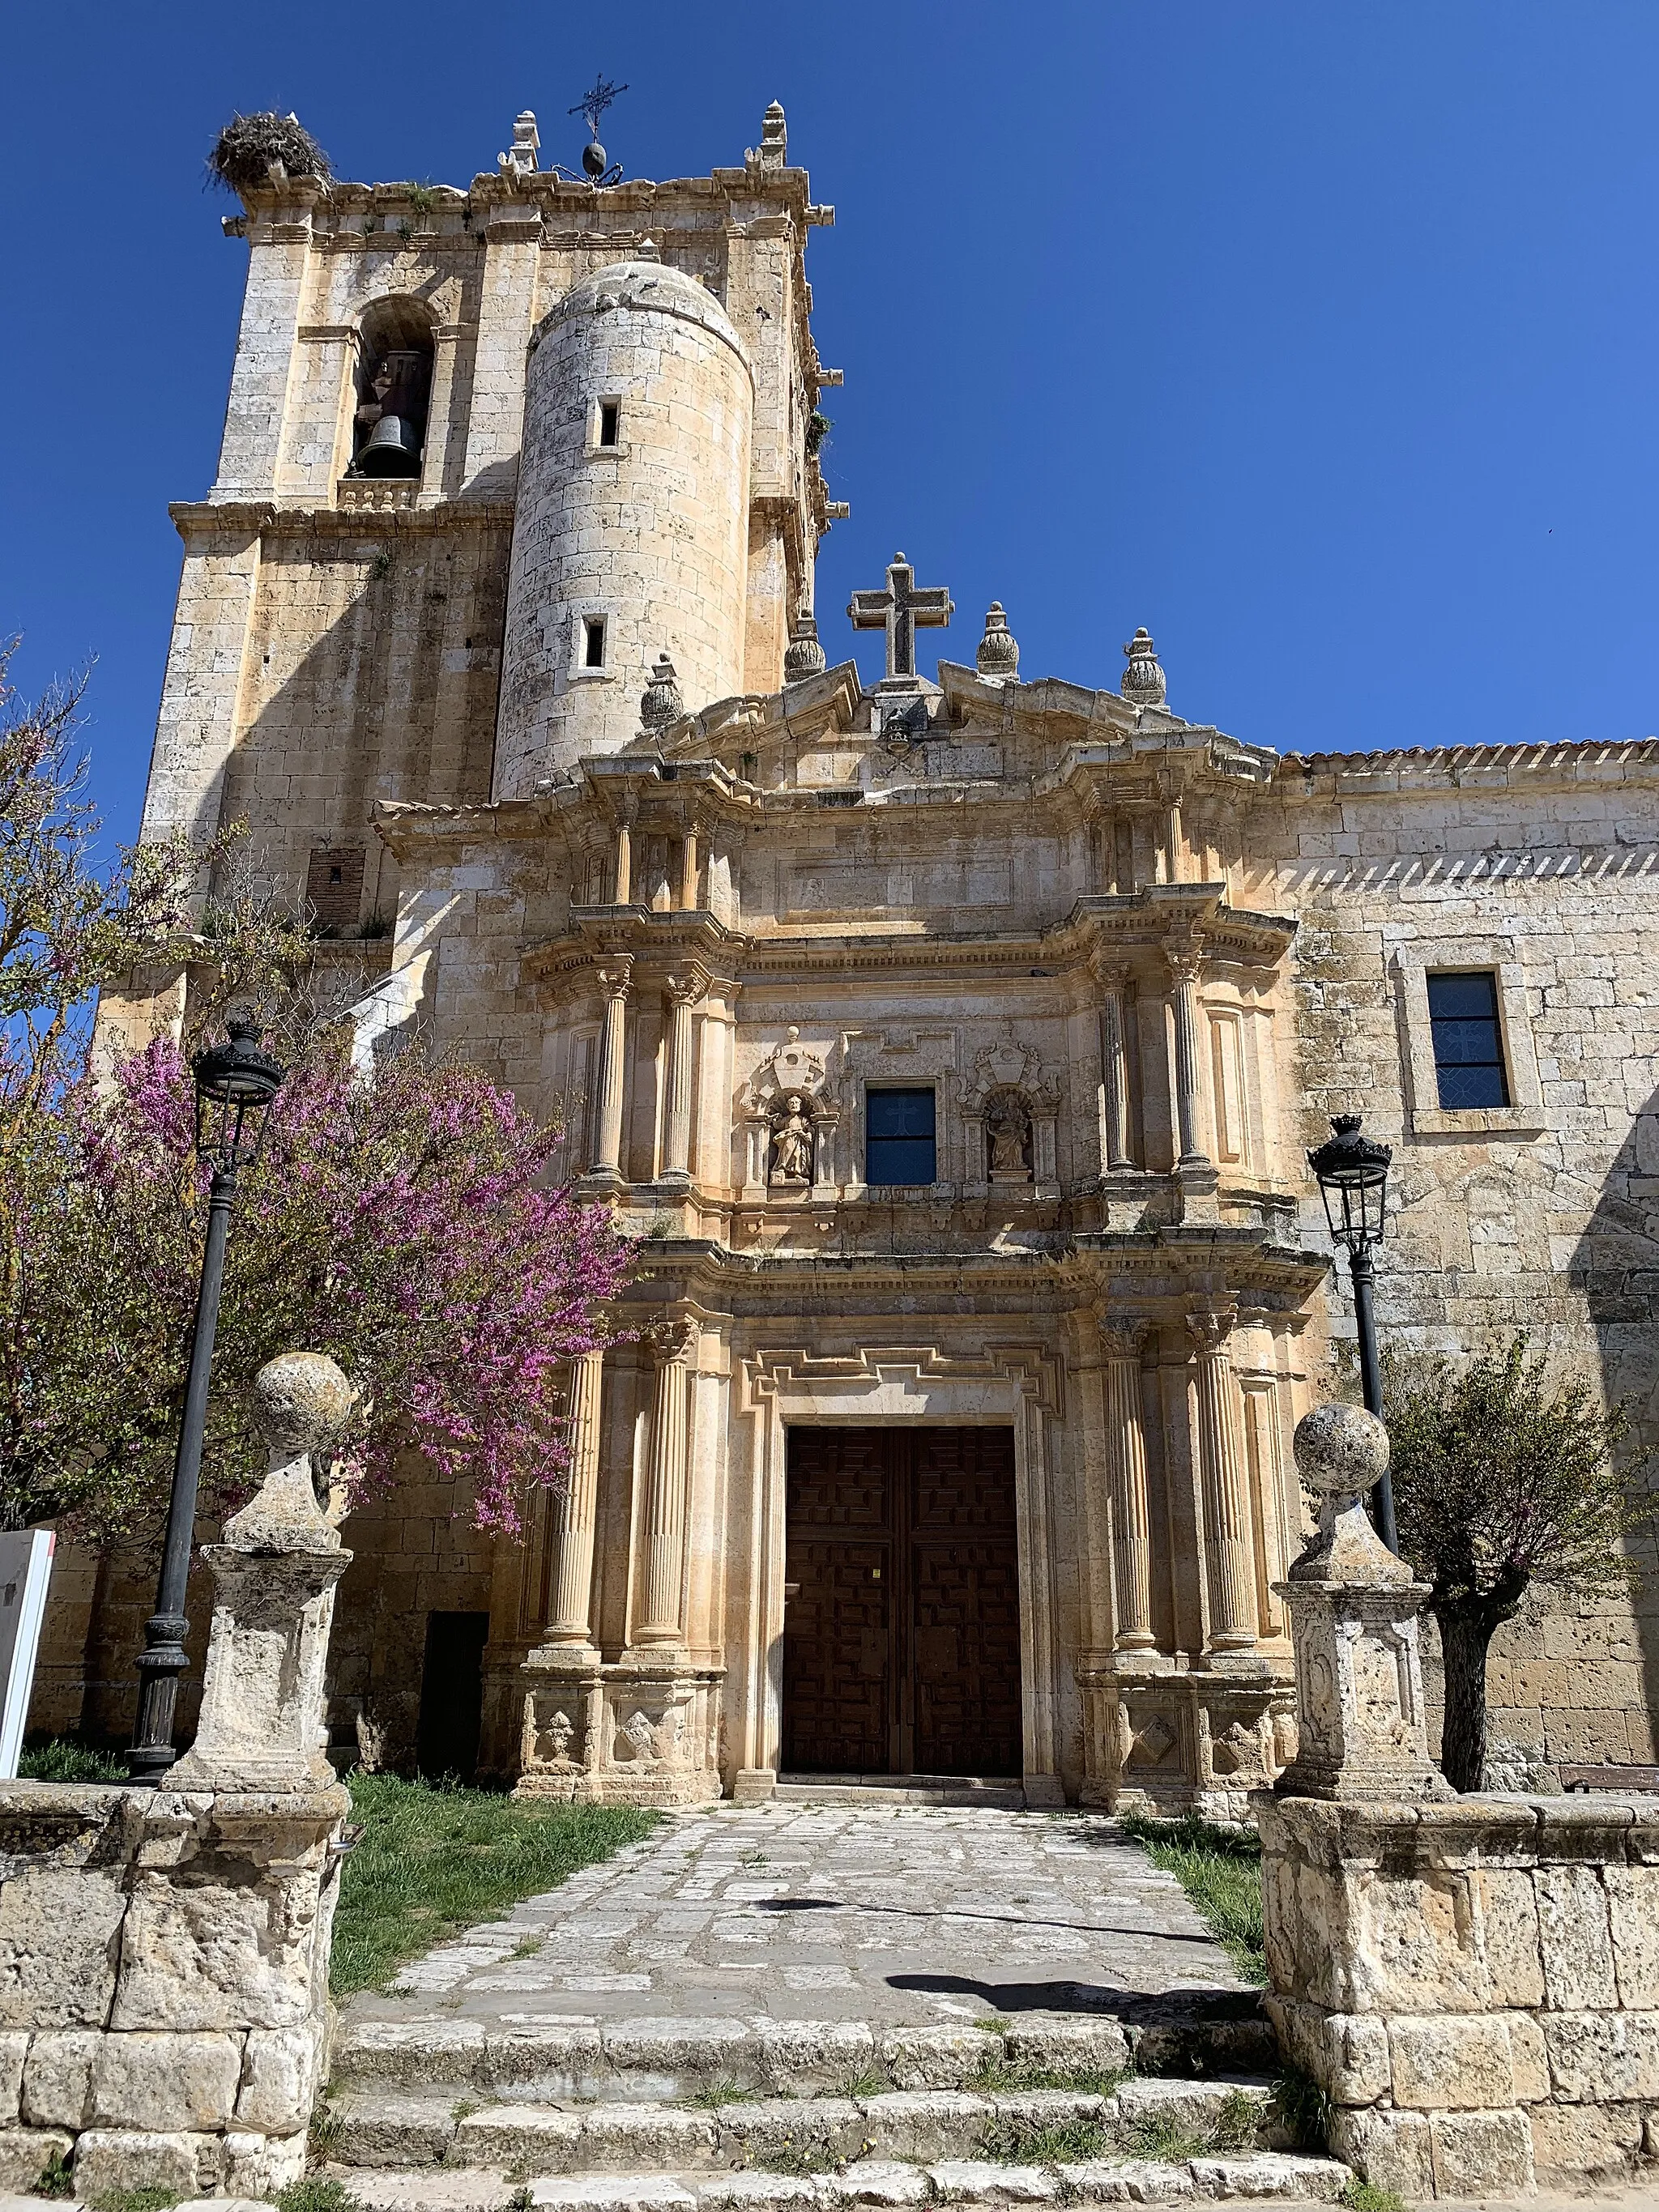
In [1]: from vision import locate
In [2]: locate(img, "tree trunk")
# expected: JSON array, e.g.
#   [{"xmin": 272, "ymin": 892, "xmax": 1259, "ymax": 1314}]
[{"xmin": 1435, "ymin": 1600, "xmax": 1501, "ymax": 1792}]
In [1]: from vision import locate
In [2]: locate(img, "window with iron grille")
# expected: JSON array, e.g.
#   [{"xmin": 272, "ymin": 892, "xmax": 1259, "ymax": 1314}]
[
  {"xmin": 1427, "ymin": 971, "xmax": 1510, "ymax": 1108},
  {"xmin": 865, "ymin": 1088, "xmax": 936, "ymax": 1186}
]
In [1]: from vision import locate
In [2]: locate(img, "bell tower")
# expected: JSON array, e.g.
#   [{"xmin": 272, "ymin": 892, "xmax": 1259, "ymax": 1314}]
[{"xmin": 493, "ymin": 249, "xmax": 755, "ymax": 797}]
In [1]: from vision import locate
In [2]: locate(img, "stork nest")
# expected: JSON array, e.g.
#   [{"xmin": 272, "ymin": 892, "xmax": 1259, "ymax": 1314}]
[{"xmin": 208, "ymin": 111, "xmax": 332, "ymax": 195}]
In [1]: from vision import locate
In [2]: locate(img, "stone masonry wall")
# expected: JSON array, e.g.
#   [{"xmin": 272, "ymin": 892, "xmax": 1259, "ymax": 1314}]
[
  {"xmin": 1259, "ymin": 748, "xmax": 1659, "ymax": 1770},
  {"xmin": 1263, "ymin": 1792, "xmax": 1659, "ymax": 2196},
  {"xmin": 0, "ymin": 1782, "xmax": 344, "ymax": 2201}
]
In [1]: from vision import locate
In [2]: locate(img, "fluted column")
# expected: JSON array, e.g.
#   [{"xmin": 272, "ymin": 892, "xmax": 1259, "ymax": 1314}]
[
  {"xmin": 1101, "ymin": 1323, "xmax": 1156, "ymax": 1652},
  {"xmin": 633, "ymin": 1322, "xmax": 695, "ymax": 1646},
  {"xmin": 1098, "ymin": 970, "xmax": 1132, "ymax": 1172},
  {"xmin": 662, "ymin": 972, "xmax": 705, "ymax": 1184},
  {"xmin": 591, "ymin": 957, "xmax": 633, "ymax": 1180},
  {"xmin": 1187, "ymin": 1307, "xmax": 1257, "ymax": 1653},
  {"xmin": 543, "ymin": 1349, "xmax": 603, "ymax": 1647},
  {"xmin": 613, "ymin": 813, "xmax": 634, "ymax": 906},
  {"xmin": 1166, "ymin": 940, "xmax": 1208, "ymax": 1168}
]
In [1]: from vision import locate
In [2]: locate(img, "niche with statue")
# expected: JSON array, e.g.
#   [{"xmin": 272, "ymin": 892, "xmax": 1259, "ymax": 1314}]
[
  {"xmin": 983, "ymin": 1085, "xmax": 1034, "ymax": 1183},
  {"xmin": 348, "ymin": 298, "xmax": 434, "ymax": 479}
]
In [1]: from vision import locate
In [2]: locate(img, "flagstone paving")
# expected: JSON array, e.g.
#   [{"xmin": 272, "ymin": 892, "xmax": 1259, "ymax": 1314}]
[{"xmin": 343, "ymin": 1801, "xmax": 1243, "ymax": 2028}]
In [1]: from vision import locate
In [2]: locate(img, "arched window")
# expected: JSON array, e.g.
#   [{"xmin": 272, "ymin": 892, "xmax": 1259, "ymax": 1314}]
[{"xmin": 347, "ymin": 298, "xmax": 434, "ymax": 480}]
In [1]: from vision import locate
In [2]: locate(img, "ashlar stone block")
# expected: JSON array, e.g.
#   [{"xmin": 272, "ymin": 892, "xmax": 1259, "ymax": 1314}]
[
  {"xmin": 22, "ymin": 2029, "xmax": 100, "ymax": 2129},
  {"xmin": 0, "ymin": 1867, "xmax": 125, "ymax": 2027},
  {"xmin": 1534, "ymin": 1865, "xmax": 1618, "ymax": 2010},
  {"xmin": 236, "ymin": 2023, "xmax": 321, "ymax": 2134},
  {"xmin": 1328, "ymin": 2107, "xmax": 1434, "ymax": 2198},
  {"xmin": 70, "ymin": 2125, "xmax": 213, "ymax": 2199},
  {"xmin": 1387, "ymin": 2014, "xmax": 1514, "ymax": 2110},
  {"xmin": 91, "ymin": 2030, "xmax": 244, "ymax": 2132},
  {"xmin": 113, "ymin": 1870, "xmax": 322, "ymax": 2031},
  {"xmin": 0, "ymin": 2125, "xmax": 72, "ymax": 2192},
  {"xmin": 1428, "ymin": 2108, "xmax": 1536, "ymax": 2197},
  {"xmin": 1603, "ymin": 1864, "xmax": 1659, "ymax": 2007},
  {"xmin": 1541, "ymin": 2009, "xmax": 1659, "ymax": 2103}
]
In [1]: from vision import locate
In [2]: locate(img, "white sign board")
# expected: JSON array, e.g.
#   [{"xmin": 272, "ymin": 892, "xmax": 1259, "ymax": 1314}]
[{"xmin": 0, "ymin": 1532, "xmax": 54, "ymax": 1779}]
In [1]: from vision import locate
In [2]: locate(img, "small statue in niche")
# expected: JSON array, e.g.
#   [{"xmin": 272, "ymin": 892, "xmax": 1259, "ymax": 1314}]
[
  {"xmin": 987, "ymin": 1091, "xmax": 1032, "ymax": 1183},
  {"xmin": 770, "ymin": 1094, "xmax": 814, "ymax": 1185}
]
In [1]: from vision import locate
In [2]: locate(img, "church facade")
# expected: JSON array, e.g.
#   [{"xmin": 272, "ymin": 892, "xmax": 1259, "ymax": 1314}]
[{"xmin": 84, "ymin": 103, "xmax": 1659, "ymax": 1809}]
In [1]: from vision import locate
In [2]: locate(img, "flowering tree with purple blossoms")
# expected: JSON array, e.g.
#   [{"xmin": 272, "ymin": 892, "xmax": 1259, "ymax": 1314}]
[
  {"xmin": 0, "ymin": 647, "xmax": 633, "ymax": 1538},
  {"xmin": 49, "ymin": 1033, "xmax": 631, "ymax": 1541}
]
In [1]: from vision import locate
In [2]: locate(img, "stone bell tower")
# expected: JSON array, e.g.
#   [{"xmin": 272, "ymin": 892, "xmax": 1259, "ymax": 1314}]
[{"xmin": 493, "ymin": 249, "xmax": 755, "ymax": 797}]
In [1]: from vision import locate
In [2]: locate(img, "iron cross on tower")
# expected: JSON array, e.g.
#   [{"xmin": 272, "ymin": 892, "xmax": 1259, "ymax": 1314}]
[{"xmin": 848, "ymin": 552, "xmax": 953, "ymax": 683}]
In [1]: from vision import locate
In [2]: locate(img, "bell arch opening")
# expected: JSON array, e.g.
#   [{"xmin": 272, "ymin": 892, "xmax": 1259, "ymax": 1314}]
[{"xmin": 347, "ymin": 297, "xmax": 434, "ymax": 481}]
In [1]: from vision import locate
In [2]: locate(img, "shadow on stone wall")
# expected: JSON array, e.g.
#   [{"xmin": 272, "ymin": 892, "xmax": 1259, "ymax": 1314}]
[{"xmin": 1565, "ymin": 1081, "xmax": 1659, "ymax": 1767}]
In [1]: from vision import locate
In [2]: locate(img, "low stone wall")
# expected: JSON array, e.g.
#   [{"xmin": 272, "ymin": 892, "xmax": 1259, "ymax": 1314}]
[
  {"xmin": 0, "ymin": 1779, "xmax": 348, "ymax": 2200},
  {"xmin": 1260, "ymin": 1792, "xmax": 1659, "ymax": 2198}
]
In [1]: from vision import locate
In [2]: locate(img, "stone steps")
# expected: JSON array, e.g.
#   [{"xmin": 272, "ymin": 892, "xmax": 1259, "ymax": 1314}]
[
  {"xmin": 772, "ymin": 1778, "xmax": 1027, "ymax": 1810},
  {"xmin": 325, "ymin": 2150, "xmax": 1354, "ymax": 2208},
  {"xmin": 331, "ymin": 2078, "xmax": 1286, "ymax": 2174},
  {"xmin": 332, "ymin": 2005, "xmax": 1278, "ymax": 2105}
]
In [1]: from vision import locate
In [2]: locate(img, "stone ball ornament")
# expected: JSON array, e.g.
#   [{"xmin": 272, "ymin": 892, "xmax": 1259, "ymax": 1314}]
[
  {"xmin": 253, "ymin": 1352, "xmax": 356, "ymax": 1456},
  {"xmin": 1293, "ymin": 1400, "xmax": 1389, "ymax": 1499}
]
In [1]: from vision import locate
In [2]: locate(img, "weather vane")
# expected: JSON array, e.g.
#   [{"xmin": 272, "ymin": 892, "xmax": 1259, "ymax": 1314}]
[{"xmin": 552, "ymin": 76, "xmax": 628, "ymax": 185}]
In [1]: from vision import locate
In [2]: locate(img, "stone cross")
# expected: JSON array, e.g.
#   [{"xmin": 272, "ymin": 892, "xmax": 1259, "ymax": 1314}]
[{"xmin": 848, "ymin": 551, "xmax": 953, "ymax": 683}]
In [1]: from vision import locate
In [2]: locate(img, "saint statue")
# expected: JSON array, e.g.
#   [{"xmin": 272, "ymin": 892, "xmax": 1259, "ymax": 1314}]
[
  {"xmin": 987, "ymin": 1093, "xmax": 1030, "ymax": 1180},
  {"xmin": 770, "ymin": 1094, "xmax": 814, "ymax": 1184}
]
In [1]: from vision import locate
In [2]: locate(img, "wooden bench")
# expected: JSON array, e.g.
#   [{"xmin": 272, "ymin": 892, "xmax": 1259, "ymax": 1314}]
[{"xmin": 1559, "ymin": 1763, "xmax": 1659, "ymax": 1793}]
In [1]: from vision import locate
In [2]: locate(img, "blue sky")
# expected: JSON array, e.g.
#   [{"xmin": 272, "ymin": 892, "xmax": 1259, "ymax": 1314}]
[{"xmin": 6, "ymin": 2, "xmax": 1659, "ymax": 845}]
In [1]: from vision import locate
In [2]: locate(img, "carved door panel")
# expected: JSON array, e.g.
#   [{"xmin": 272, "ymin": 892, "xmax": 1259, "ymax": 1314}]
[
  {"xmin": 913, "ymin": 1428, "xmax": 1022, "ymax": 1777},
  {"xmin": 783, "ymin": 1426, "xmax": 1021, "ymax": 1779},
  {"xmin": 782, "ymin": 1430, "xmax": 891, "ymax": 1774}
]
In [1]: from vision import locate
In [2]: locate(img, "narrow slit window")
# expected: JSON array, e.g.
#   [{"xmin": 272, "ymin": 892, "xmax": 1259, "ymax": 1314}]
[
  {"xmin": 583, "ymin": 616, "xmax": 606, "ymax": 669},
  {"xmin": 1427, "ymin": 971, "xmax": 1510, "ymax": 1108},
  {"xmin": 865, "ymin": 1087, "xmax": 936, "ymax": 1187},
  {"xmin": 599, "ymin": 399, "xmax": 621, "ymax": 448}
]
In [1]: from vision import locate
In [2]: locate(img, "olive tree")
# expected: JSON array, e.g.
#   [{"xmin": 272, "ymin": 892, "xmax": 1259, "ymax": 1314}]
[{"xmin": 1383, "ymin": 1335, "xmax": 1649, "ymax": 1792}]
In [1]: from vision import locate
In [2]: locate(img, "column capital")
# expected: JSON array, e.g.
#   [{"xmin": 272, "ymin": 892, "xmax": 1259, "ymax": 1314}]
[
  {"xmin": 595, "ymin": 955, "xmax": 633, "ymax": 1000},
  {"xmin": 1099, "ymin": 1315, "xmax": 1150, "ymax": 1360},
  {"xmin": 1185, "ymin": 1302, "xmax": 1239, "ymax": 1356},
  {"xmin": 645, "ymin": 1317, "xmax": 697, "ymax": 1368},
  {"xmin": 665, "ymin": 968, "xmax": 709, "ymax": 1008},
  {"xmin": 1165, "ymin": 935, "xmax": 1204, "ymax": 985}
]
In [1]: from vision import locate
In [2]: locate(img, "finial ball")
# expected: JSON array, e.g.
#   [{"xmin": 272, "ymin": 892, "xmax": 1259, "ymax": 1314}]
[
  {"xmin": 254, "ymin": 1353, "xmax": 355, "ymax": 1455},
  {"xmin": 1293, "ymin": 1400, "xmax": 1389, "ymax": 1498}
]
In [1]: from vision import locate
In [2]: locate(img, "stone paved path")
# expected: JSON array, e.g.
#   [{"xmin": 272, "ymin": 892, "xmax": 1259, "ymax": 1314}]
[{"xmin": 345, "ymin": 1802, "xmax": 1242, "ymax": 2028}]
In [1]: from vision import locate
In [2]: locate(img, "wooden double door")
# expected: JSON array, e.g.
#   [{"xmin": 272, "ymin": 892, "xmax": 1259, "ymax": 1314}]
[{"xmin": 782, "ymin": 1426, "xmax": 1023, "ymax": 1778}]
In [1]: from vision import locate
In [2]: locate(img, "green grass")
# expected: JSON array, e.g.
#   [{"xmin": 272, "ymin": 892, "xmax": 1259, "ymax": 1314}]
[
  {"xmin": 276, "ymin": 2181, "xmax": 365, "ymax": 2212},
  {"xmin": 19, "ymin": 1736, "xmax": 127, "ymax": 1784},
  {"xmin": 331, "ymin": 1772, "xmax": 660, "ymax": 1996},
  {"xmin": 689, "ymin": 2076, "xmax": 756, "ymax": 2109},
  {"xmin": 1120, "ymin": 1812, "xmax": 1267, "ymax": 1984},
  {"xmin": 87, "ymin": 2192, "xmax": 180, "ymax": 2212},
  {"xmin": 1341, "ymin": 2185, "xmax": 1409, "ymax": 2212},
  {"xmin": 972, "ymin": 2050, "xmax": 1131, "ymax": 2098},
  {"xmin": 979, "ymin": 2112, "xmax": 1116, "ymax": 2163}
]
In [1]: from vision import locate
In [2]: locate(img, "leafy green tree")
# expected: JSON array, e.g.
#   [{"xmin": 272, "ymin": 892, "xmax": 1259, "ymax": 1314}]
[{"xmin": 1384, "ymin": 1336, "xmax": 1649, "ymax": 1792}]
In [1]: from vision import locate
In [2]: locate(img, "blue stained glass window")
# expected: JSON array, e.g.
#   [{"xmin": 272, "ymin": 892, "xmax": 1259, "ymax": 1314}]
[
  {"xmin": 1427, "ymin": 972, "xmax": 1510, "ymax": 1109},
  {"xmin": 866, "ymin": 1088, "xmax": 936, "ymax": 1186}
]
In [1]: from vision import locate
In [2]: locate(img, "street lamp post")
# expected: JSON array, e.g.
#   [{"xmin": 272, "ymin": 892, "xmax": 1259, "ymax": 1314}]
[
  {"xmin": 1307, "ymin": 1111, "xmax": 1399, "ymax": 1554},
  {"xmin": 128, "ymin": 1016, "xmax": 284, "ymax": 1784}
]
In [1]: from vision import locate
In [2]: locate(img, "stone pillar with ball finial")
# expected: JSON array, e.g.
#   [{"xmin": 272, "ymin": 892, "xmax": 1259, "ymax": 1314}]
[
  {"xmin": 166, "ymin": 1352, "xmax": 356, "ymax": 1793},
  {"xmin": 1270, "ymin": 1401, "xmax": 1451, "ymax": 1802}
]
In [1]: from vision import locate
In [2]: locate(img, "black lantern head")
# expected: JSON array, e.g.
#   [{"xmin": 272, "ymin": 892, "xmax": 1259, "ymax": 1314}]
[
  {"xmin": 1307, "ymin": 1111, "xmax": 1392, "ymax": 1250},
  {"xmin": 192, "ymin": 1016, "xmax": 284, "ymax": 1170}
]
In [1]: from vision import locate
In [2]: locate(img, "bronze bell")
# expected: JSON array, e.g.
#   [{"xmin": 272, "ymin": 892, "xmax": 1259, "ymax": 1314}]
[
  {"xmin": 351, "ymin": 347, "xmax": 429, "ymax": 479},
  {"xmin": 355, "ymin": 411, "xmax": 423, "ymax": 476}
]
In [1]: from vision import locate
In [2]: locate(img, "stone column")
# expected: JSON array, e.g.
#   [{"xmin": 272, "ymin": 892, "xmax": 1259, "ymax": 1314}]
[
  {"xmin": 662, "ymin": 973, "xmax": 705, "ymax": 1185},
  {"xmin": 613, "ymin": 815, "xmax": 633, "ymax": 906},
  {"xmin": 633, "ymin": 1322, "xmax": 696, "ymax": 1647},
  {"xmin": 542, "ymin": 1349, "xmax": 604, "ymax": 1648},
  {"xmin": 418, "ymin": 320, "xmax": 468, "ymax": 505},
  {"xmin": 591, "ymin": 958, "xmax": 633, "ymax": 1181},
  {"xmin": 1101, "ymin": 1323, "xmax": 1156, "ymax": 1652},
  {"xmin": 680, "ymin": 819, "xmax": 701, "ymax": 910},
  {"xmin": 1099, "ymin": 971, "xmax": 1132, "ymax": 1171},
  {"xmin": 1167, "ymin": 941, "xmax": 1209, "ymax": 1168},
  {"xmin": 1188, "ymin": 1307, "xmax": 1257, "ymax": 1653}
]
